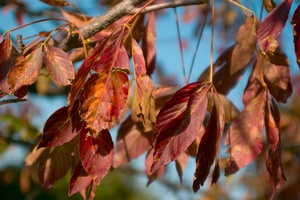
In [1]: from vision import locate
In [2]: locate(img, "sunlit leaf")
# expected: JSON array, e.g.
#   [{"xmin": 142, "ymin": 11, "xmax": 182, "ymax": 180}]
[
  {"xmin": 131, "ymin": 39, "xmax": 155, "ymax": 131},
  {"xmin": 0, "ymin": 33, "xmax": 20, "ymax": 96},
  {"xmin": 263, "ymin": 0, "xmax": 276, "ymax": 12},
  {"xmin": 113, "ymin": 116, "xmax": 151, "ymax": 168},
  {"xmin": 68, "ymin": 39, "xmax": 108, "ymax": 113},
  {"xmin": 44, "ymin": 44, "xmax": 74, "ymax": 85},
  {"xmin": 38, "ymin": 100, "xmax": 82, "ymax": 148},
  {"xmin": 150, "ymin": 81, "xmax": 211, "ymax": 173},
  {"xmin": 257, "ymin": 0, "xmax": 293, "ymax": 53},
  {"xmin": 79, "ymin": 128, "xmax": 114, "ymax": 184},
  {"xmin": 263, "ymin": 48, "xmax": 292, "ymax": 103},
  {"xmin": 40, "ymin": 0, "xmax": 70, "ymax": 6},
  {"xmin": 225, "ymin": 90, "xmax": 267, "ymax": 176},
  {"xmin": 7, "ymin": 46, "xmax": 43, "ymax": 92},
  {"xmin": 142, "ymin": 12, "xmax": 156, "ymax": 75},
  {"xmin": 291, "ymin": 5, "xmax": 300, "ymax": 68},
  {"xmin": 265, "ymin": 98, "xmax": 286, "ymax": 199}
]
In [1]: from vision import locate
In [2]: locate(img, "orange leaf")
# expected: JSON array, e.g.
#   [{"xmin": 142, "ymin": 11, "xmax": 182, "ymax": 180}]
[{"xmin": 7, "ymin": 46, "xmax": 43, "ymax": 92}]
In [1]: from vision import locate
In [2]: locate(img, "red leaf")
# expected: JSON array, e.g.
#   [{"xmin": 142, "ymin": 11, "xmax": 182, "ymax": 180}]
[
  {"xmin": 142, "ymin": 12, "xmax": 156, "ymax": 75},
  {"xmin": 113, "ymin": 116, "xmax": 151, "ymax": 168},
  {"xmin": 265, "ymin": 98, "xmax": 286, "ymax": 199},
  {"xmin": 175, "ymin": 152, "xmax": 189, "ymax": 184},
  {"xmin": 257, "ymin": 0, "xmax": 293, "ymax": 53},
  {"xmin": 193, "ymin": 94, "xmax": 225, "ymax": 192},
  {"xmin": 225, "ymin": 90, "xmax": 267, "ymax": 176},
  {"xmin": 291, "ymin": 5, "xmax": 300, "ymax": 67},
  {"xmin": 68, "ymin": 39, "xmax": 108, "ymax": 113},
  {"xmin": 40, "ymin": 0, "xmax": 70, "ymax": 6},
  {"xmin": 150, "ymin": 81, "xmax": 211, "ymax": 173},
  {"xmin": 44, "ymin": 44, "xmax": 74, "ymax": 85},
  {"xmin": 69, "ymin": 162, "xmax": 95, "ymax": 198},
  {"xmin": 263, "ymin": 49, "xmax": 292, "ymax": 103},
  {"xmin": 0, "ymin": 33, "xmax": 20, "ymax": 96},
  {"xmin": 145, "ymin": 148, "xmax": 166, "ymax": 186},
  {"xmin": 131, "ymin": 39, "xmax": 155, "ymax": 131},
  {"xmin": 80, "ymin": 71, "xmax": 128, "ymax": 131},
  {"xmin": 38, "ymin": 100, "xmax": 82, "ymax": 148},
  {"xmin": 7, "ymin": 46, "xmax": 43, "ymax": 92},
  {"xmin": 79, "ymin": 128, "xmax": 114, "ymax": 184}
]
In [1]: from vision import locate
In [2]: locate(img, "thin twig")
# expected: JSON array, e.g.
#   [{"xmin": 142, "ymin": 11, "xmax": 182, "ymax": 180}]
[
  {"xmin": 0, "ymin": 99, "xmax": 27, "ymax": 105},
  {"xmin": 209, "ymin": 0, "xmax": 215, "ymax": 83}
]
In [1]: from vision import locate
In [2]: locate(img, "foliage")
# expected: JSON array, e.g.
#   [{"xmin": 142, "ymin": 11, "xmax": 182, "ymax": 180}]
[{"xmin": 0, "ymin": 0, "xmax": 300, "ymax": 199}]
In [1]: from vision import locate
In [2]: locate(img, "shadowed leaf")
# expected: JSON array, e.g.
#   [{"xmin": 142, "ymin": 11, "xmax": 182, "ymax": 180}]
[
  {"xmin": 113, "ymin": 116, "xmax": 151, "ymax": 168},
  {"xmin": 142, "ymin": 12, "xmax": 156, "ymax": 75},
  {"xmin": 40, "ymin": 0, "xmax": 70, "ymax": 6},
  {"xmin": 7, "ymin": 46, "xmax": 43, "ymax": 92},
  {"xmin": 145, "ymin": 148, "xmax": 166, "ymax": 186},
  {"xmin": 0, "ymin": 33, "xmax": 20, "ymax": 96},
  {"xmin": 291, "ymin": 5, "xmax": 300, "ymax": 68},
  {"xmin": 225, "ymin": 90, "xmax": 266, "ymax": 176},
  {"xmin": 175, "ymin": 152, "xmax": 189, "ymax": 184},
  {"xmin": 131, "ymin": 39, "xmax": 155, "ymax": 131},
  {"xmin": 263, "ymin": 0, "xmax": 277, "ymax": 12},
  {"xmin": 257, "ymin": 0, "xmax": 293, "ymax": 53},
  {"xmin": 150, "ymin": 81, "xmax": 211, "ymax": 173},
  {"xmin": 44, "ymin": 44, "xmax": 74, "ymax": 85},
  {"xmin": 38, "ymin": 100, "xmax": 82, "ymax": 148},
  {"xmin": 79, "ymin": 128, "xmax": 114, "ymax": 184}
]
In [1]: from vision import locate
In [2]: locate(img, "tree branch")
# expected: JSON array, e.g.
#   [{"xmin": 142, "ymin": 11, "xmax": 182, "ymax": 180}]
[{"xmin": 58, "ymin": 0, "xmax": 208, "ymax": 52}]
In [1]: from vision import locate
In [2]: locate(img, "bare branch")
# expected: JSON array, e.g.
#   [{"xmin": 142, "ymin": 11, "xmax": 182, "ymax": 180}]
[{"xmin": 58, "ymin": 0, "xmax": 208, "ymax": 51}]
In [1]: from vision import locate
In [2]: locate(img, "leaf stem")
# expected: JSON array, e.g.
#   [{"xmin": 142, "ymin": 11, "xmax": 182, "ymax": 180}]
[
  {"xmin": 125, "ymin": 0, "xmax": 154, "ymax": 24},
  {"xmin": 174, "ymin": 8, "xmax": 187, "ymax": 85},
  {"xmin": 209, "ymin": 0, "xmax": 215, "ymax": 83}
]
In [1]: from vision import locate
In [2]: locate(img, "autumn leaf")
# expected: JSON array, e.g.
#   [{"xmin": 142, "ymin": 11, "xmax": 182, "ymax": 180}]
[
  {"xmin": 150, "ymin": 81, "xmax": 211, "ymax": 173},
  {"xmin": 7, "ymin": 46, "xmax": 43, "ymax": 92},
  {"xmin": 69, "ymin": 162, "xmax": 96, "ymax": 200},
  {"xmin": 142, "ymin": 12, "xmax": 156, "ymax": 75},
  {"xmin": 61, "ymin": 9, "xmax": 93, "ymax": 28},
  {"xmin": 225, "ymin": 90, "xmax": 267, "ymax": 176},
  {"xmin": 68, "ymin": 38, "xmax": 109, "ymax": 113},
  {"xmin": 44, "ymin": 44, "xmax": 74, "ymax": 86},
  {"xmin": 113, "ymin": 116, "xmax": 151, "ymax": 168},
  {"xmin": 131, "ymin": 39, "xmax": 155, "ymax": 131},
  {"xmin": 145, "ymin": 148, "xmax": 166, "ymax": 186},
  {"xmin": 263, "ymin": 0, "xmax": 277, "ymax": 12},
  {"xmin": 262, "ymin": 49, "xmax": 292, "ymax": 103},
  {"xmin": 79, "ymin": 128, "xmax": 114, "ymax": 184},
  {"xmin": 265, "ymin": 98, "xmax": 286, "ymax": 199},
  {"xmin": 291, "ymin": 5, "xmax": 300, "ymax": 68},
  {"xmin": 175, "ymin": 152, "xmax": 189, "ymax": 184},
  {"xmin": 193, "ymin": 92, "xmax": 225, "ymax": 192},
  {"xmin": 38, "ymin": 100, "xmax": 82, "ymax": 148},
  {"xmin": 257, "ymin": 0, "xmax": 293, "ymax": 54},
  {"xmin": 26, "ymin": 139, "xmax": 78, "ymax": 189},
  {"xmin": 0, "ymin": 33, "xmax": 21, "ymax": 96}
]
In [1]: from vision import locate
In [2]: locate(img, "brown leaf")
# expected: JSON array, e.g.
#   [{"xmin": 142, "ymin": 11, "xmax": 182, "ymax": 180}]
[
  {"xmin": 7, "ymin": 46, "xmax": 43, "ymax": 92},
  {"xmin": 44, "ymin": 44, "xmax": 74, "ymax": 85},
  {"xmin": 40, "ymin": 0, "xmax": 70, "ymax": 6},
  {"xmin": 175, "ymin": 152, "xmax": 189, "ymax": 184},
  {"xmin": 263, "ymin": 0, "xmax": 277, "ymax": 12},
  {"xmin": 291, "ymin": 5, "xmax": 300, "ymax": 68},
  {"xmin": 61, "ymin": 9, "xmax": 93, "ymax": 28}
]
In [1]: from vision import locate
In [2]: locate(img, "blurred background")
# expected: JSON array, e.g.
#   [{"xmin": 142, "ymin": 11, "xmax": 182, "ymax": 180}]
[{"xmin": 0, "ymin": 0, "xmax": 300, "ymax": 199}]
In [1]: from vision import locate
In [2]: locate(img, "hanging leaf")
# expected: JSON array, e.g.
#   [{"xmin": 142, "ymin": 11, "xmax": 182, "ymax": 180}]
[
  {"xmin": 7, "ymin": 46, "xmax": 43, "ymax": 92},
  {"xmin": 68, "ymin": 38, "xmax": 109, "ymax": 113},
  {"xmin": 175, "ymin": 152, "xmax": 189, "ymax": 184},
  {"xmin": 265, "ymin": 98, "xmax": 286, "ymax": 199},
  {"xmin": 142, "ymin": 12, "xmax": 156, "ymax": 75},
  {"xmin": 38, "ymin": 100, "xmax": 82, "ymax": 148},
  {"xmin": 61, "ymin": 10, "xmax": 93, "ymax": 28},
  {"xmin": 291, "ymin": 5, "xmax": 300, "ymax": 68},
  {"xmin": 0, "ymin": 33, "xmax": 20, "ymax": 97},
  {"xmin": 145, "ymin": 148, "xmax": 166, "ymax": 186},
  {"xmin": 44, "ymin": 44, "xmax": 74, "ymax": 86},
  {"xmin": 69, "ymin": 162, "xmax": 95, "ymax": 199},
  {"xmin": 113, "ymin": 116, "xmax": 151, "ymax": 168},
  {"xmin": 131, "ymin": 39, "xmax": 155, "ymax": 131},
  {"xmin": 150, "ymin": 81, "xmax": 211, "ymax": 173},
  {"xmin": 193, "ymin": 92, "xmax": 225, "ymax": 192},
  {"xmin": 79, "ymin": 128, "xmax": 114, "ymax": 184},
  {"xmin": 257, "ymin": 0, "xmax": 293, "ymax": 54},
  {"xmin": 263, "ymin": 0, "xmax": 277, "ymax": 12},
  {"xmin": 225, "ymin": 90, "xmax": 267, "ymax": 176},
  {"xmin": 40, "ymin": 0, "xmax": 70, "ymax": 6}
]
